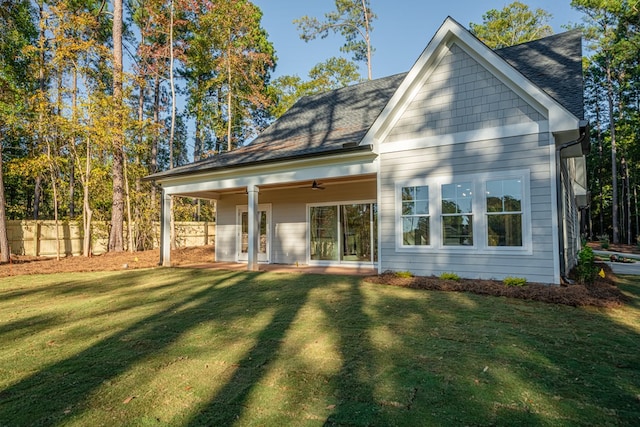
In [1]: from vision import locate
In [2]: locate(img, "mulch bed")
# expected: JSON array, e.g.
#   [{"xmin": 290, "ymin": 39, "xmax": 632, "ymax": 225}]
[
  {"xmin": 2, "ymin": 248, "xmax": 630, "ymax": 308},
  {"xmin": 365, "ymin": 263, "xmax": 628, "ymax": 308},
  {"xmin": 0, "ymin": 246, "xmax": 215, "ymax": 278}
]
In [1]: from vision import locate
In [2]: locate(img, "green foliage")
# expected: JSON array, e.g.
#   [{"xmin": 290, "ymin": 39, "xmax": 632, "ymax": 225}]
[
  {"xmin": 294, "ymin": 0, "xmax": 376, "ymax": 78},
  {"xmin": 439, "ymin": 272, "xmax": 460, "ymax": 281},
  {"xmin": 575, "ymin": 0, "xmax": 640, "ymax": 244},
  {"xmin": 269, "ymin": 57, "xmax": 362, "ymax": 117},
  {"xmin": 597, "ymin": 234, "xmax": 610, "ymax": 249},
  {"xmin": 469, "ymin": 1, "xmax": 553, "ymax": 48},
  {"xmin": 576, "ymin": 245, "xmax": 598, "ymax": 285},
  {"xmin": 394, "ymin": 270, "xmax": 413, "ymax": 278},
  {"xmin": 503, "ymin": 277, "xmax": 527, "ymax": 287},
  {"xmin": 184, "ymin": 0, "xmax": 276, "ymax": 153}
]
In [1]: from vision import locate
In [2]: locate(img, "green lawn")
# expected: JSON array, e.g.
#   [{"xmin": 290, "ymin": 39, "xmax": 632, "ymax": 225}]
[{"xmin": 0, "ymin": 268, "xmax": 639, "ymax": 426}]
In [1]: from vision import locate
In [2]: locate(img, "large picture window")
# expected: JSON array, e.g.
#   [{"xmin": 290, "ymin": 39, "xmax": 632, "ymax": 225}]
[
  {"xmin": 401, "ymin": 186, "xmax": 430, "ymax": 246},
  {"xmin": 486, "ymin": 179, "xmax": 523, "ymax": 246}
]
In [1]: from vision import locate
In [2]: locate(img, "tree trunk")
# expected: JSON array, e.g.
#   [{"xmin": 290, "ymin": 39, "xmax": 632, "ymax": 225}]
[
  {"xmin": 169, "ymin": 0, "xmax": 176, "ymax": 169},
  {"xmin": 33, "ymin": 1, "xmax": 46, "ymax": 221},
  {"xmin": 624, "ymin": 157, "xmax": 631, "ymax": 245},
  {"xmin": 82, "ymin": 140, "xmax": 92, "ymax": 257},
  {"xmin": 0, "ymin": 139, "xmax": 11, "ymax": 263},
  {"xmin": 226, "ymin": 36, "xmax": 232, "ymax": 151},
  {"xmin": 109, "ymin": 0, "xmax": 125, "ymax": 252},
  {"xmin": 169, "ymin": 0, "xmax": 177, "ymax": 251},
  {"xmin": 47, "ymin": 138, "xmax": 60, "ymax": 261},
  {"xmin": 124, "ymin": 155, "xmax": 134, "ymax": 252},
  {"xmin": 361, "ymin": 0, "xmax": 373, "ymax": 80},
  {"xmin": 596, "ymin": 96, "xmax": 604, "ymax": 237},
  {"xmin": 135, "ymin": 82, "xmax": 145, "ymax": 250},
  {"xmin": 635, "ymin": 180, "xmax": 639, "ymax": 246},
  {"xmin": 150, "ymin": 75, "xmax": 160, "ymax": 208},
  {"xmin": 606, "ymin": 61, "xmax": 619, "ymax": 244},
  {"xmin": 69, "ymin": 69, "xmax": 78, "ymax": 219},
  {"xmin": 33, "ymin": 175, "xmax": 42, "ymax": 220}
]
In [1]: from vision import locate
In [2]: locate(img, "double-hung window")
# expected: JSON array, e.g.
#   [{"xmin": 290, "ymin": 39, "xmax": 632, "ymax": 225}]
[
  {"xmin": 486, "ymin": 179, "xmax": 523, "ymax": 246},
  {"xmin": 441, "ymin": 182, "xmax": 473, "ymax": 246},
  {"xmin": 401, "ymin": 186, "xmax": 430, "ymax": 246},
  {"xmin": 396, "ymin": 170, "xmax": 529, "ymax": 252}
]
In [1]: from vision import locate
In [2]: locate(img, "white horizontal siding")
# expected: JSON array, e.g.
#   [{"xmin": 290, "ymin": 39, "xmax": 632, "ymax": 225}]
[{"xmin": 379, "ymin": 129, "xmax": 557, "ymax": 283}]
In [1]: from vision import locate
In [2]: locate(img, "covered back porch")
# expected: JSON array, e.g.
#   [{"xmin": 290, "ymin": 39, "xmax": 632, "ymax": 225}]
[{"xmin": 156, "ymin": 151, "xmax": 380, "ymax": 272}]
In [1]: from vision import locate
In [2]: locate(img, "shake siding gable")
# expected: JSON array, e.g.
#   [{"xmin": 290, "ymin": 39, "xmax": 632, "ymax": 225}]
[
  {"xmin": 378, "ymin": 45, "xmax": 558, "ymax": 283},
  {"xmin": 386, "ymin": 44, "xmax": 543, "ymax": 143}
]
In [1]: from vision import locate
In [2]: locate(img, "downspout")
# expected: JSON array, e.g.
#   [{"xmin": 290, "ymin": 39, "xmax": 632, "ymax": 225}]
[{"xmin": 555, "ymin": 121, "xmax": 589, "ymax": 284}]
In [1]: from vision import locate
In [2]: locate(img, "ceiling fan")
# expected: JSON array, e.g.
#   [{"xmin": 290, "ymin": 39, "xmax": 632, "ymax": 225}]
[{"xmin": 311, "ymin": 180, "xmax": 325, "ymax": 190}]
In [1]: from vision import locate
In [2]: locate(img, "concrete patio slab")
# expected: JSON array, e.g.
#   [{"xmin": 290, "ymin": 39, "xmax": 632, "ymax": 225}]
[{"xmin": 177, "ymin": 262, "xmax": 378, "ymax": 276}]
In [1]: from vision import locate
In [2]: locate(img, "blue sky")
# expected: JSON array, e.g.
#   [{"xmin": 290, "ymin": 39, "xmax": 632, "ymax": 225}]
[{"xmin": 251, "ymin": 0, "xmax": 583, "ymax": 80}]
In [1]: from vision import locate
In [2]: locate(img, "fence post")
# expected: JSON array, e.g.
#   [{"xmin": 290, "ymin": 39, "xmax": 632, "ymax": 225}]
[{"xmin": 203, "ymin": 221, "xmax": 208, "ymax": 246}]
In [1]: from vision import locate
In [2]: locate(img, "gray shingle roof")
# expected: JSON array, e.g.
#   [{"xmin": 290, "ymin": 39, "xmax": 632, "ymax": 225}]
[
  {"xmin": 149, "ymin": 73, "xmax": 406, "ymax": 179},
  {"xmin": 148, "ymin": 30, "xmax": 583, "ymax": 181},
  {"xmin": 496, "ymin": 29, "xmax": 584, "ymax": 119}
]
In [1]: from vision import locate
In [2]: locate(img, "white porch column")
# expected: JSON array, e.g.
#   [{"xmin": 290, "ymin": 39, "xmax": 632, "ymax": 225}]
[
  {"xmin": 247, "ymin": 184, "xmax": 259, "ymax": 271},
  {"xmin": 160, "ymin": 190, "xmax": 172, "ymax": 267}
]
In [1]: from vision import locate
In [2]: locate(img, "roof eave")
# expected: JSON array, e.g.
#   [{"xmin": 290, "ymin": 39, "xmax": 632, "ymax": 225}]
[{"xmin": 144, "ymin": 143, "xmax": 374, "ymax": 183}]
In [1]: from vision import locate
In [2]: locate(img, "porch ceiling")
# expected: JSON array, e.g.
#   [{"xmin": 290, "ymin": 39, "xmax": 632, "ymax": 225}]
[{"xmin": 170, "ymin": 174, "xmax": 377, "ymax": 200}]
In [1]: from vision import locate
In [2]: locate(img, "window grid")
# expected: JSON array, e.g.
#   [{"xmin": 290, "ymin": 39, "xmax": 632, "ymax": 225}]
[
  {"xmin": 396, "ymin": 171, "xmax": 530, "ymax": 252},
  {"xmin": 486, "ymin": 179, "xmax": 523, "ymax": 247},
  {"xmin": 441, "ymin": 182, "xmax": 473, "ymax": 246},
  {"xmin": 401, "ymin": 186, "xmax": 430, "ymax": 246}
]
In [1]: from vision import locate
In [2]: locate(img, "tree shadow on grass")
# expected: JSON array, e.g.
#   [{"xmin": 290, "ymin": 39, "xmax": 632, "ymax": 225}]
[
  {"xmin": 1, "ymin": 271, "xmax": 638, "ymax": 426},
  {"xmin": 0, "ymin": 268, "xmax": 317, "ymax": 426},
  {"xmin": 353, "ymin": 282, "xmax": 640, "ymax": 425}
]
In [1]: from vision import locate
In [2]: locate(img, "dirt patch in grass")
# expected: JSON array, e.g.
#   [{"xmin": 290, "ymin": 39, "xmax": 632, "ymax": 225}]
[
  {"xmin": 365, "ymin": 263, "xmax": 628, "ymax": 308},
  {"xmin": 0, "ymin": 246, "xmax": 215, "ymax": 278}
]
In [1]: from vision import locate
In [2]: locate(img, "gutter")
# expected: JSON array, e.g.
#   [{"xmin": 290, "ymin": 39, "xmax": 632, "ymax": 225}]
[{"xmin": 555, "ymin": 120, "xmax": 589, "ymax": 284}]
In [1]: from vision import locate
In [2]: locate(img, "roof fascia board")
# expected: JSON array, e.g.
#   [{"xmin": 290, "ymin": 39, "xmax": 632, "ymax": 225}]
[
  {"xmin": 153, "ymin": 148, "xmax": 375, "ymax": 186},
  {"xmin": 362, "ymin": 17, "xmax": 580, "ymax": 150},
  {"xmin": 157, "ymin": 151, "xmax": 378, "ymax": 194},
  {"xmin": 146, "ymin": 144, "xmax": 372, "ymax": 182}
]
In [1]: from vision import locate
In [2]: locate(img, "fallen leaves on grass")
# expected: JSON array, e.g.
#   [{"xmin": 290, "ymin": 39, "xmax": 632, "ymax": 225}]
[{"xmin": 0, "ymin": 246, "xmax": 215, "ymax": 277}]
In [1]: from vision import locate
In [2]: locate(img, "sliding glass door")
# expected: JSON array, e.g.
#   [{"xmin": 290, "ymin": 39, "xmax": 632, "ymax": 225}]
[{"xmin": 310, "ymin": 202, "xmax": 377, "ymax": 264}]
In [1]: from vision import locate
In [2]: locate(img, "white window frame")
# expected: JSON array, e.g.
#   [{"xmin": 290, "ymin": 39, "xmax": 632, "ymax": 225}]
[
  {"xmin": 306, "ymin": 199, "xmax": 378, "ymax": 267},
  {"xmin": 236, "ymin": 204, "xmax": 272, "ymax": 263},
  {"xmin": 485, "ymin": 178, "xmax": 525, "ymax": 248},
  {"xmin": 399, "ymin": 184, "xmax": 432, "ymax": 248},
  {"xmin": 394, "ymin": 170, "xmax": 532, "ymax": 254}
]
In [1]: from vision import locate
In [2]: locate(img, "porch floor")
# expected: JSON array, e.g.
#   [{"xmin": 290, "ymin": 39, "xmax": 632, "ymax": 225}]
[{"xmin": 175, "ymin": 262, "xmax": 378, "ymax": 276}]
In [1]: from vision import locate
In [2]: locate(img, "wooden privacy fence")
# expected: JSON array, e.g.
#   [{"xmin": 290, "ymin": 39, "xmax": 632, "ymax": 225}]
[{"xmin": 2, "ymin": 220, "xmax": 215, "ymax": 257}]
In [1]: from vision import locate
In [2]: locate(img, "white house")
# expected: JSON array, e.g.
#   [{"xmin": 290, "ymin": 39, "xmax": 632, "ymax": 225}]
[{"xmin": 146, "ymin": 17, "xmax": 589, "ymax": 284}]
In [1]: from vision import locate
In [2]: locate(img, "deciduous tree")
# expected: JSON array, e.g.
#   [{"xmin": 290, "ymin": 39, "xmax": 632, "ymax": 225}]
[{"xmin": 469, "ymin": 1, "xmax": 553, "ymax": 48}]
